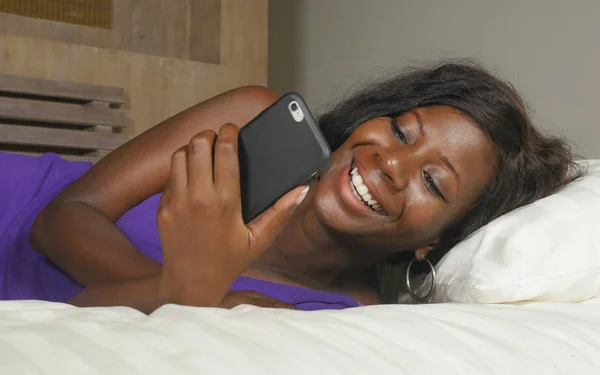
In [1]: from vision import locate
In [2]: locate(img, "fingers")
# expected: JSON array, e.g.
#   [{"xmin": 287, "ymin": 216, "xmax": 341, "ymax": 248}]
[
  {"xmin": 247, "ymin": 185, "xmax": 309, "ymax": 251},
  {"xmin": 188, "ymin": 130, "xmax": 217, "ymax": 192},
  {"xmin": 168, "ymin": 147, "xmax": 188, "ymax": 197},
  {"xmin": 186, "ymin": 125, "xmax": 240, "ymax": 200},
  {"xmin": 213, "ymin": 124, "xmax": 241, "ymax": 200},
  {"xmin": 158, "ymin": 147, "xmax": 187, "ymax": 224}
]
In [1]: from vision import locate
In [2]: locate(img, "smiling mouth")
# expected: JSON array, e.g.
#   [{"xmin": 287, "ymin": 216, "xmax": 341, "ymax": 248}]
[{"xmin": 349, "ymin": 162, "xmax": 387, "ymax": 216}]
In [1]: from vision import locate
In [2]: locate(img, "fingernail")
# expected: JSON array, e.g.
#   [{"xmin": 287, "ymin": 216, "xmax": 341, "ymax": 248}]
[{"xmin": 296, "ymin": 186, "xmax": 309, "ymax": 205}]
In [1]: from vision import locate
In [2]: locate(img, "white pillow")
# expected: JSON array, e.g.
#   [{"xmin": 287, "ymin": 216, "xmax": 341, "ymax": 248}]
[{"xmin": 431, "ymin": 159, "xmax": 600, "ymax": 304}]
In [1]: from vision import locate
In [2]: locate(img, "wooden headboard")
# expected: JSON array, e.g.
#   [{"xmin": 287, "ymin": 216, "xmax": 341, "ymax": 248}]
[
  {"xmin": 1, "ymin": 0, "xmax": 267, "ymax": 137},
  {"xmin": 0, "ymin": 74, "xmax": 129, "ymax": 163}
]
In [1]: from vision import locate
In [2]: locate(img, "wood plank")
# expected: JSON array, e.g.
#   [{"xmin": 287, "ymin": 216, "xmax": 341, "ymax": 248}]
[
  {"xmin": 0, "ymin": 13, "xmax": 114, "ymax": 51},
  {"xmin": 221, "ymin": 0, "xmax": 268, "ymax": 83},
  {"xmin": 0, "ymin": 0, "xmax": 113, "ymax": 29},
  {"xmin": 0, "ymin": 150, "xmax": 101, "ymax": 164},
  {"xmin": 0, "ymin": 124, "xmax": 128, "ymax": 150},
  {"xmin": 0, "ymin": 1, "xmax": 222, "ymax": 64},
  {"xmin": 112, "ymin": 0, "xmax": 160, "ymax": 57},
  {"xmin": 0, "ymin": 0, "xmax": 267, "ymax": 137},
  {"xmin": 0, "ymin": 74, "xmax": 125, "ymax": 104},
  {"xmin": 84, "ymin": 102, "xmax": 117, "ymax": 158},
  {"xmin": 0, "ymin": 97, "xmax": 128, "ymax": 128},
  {"xmin": 188, "ymin": 0, "xmax": 222, "ymax": 64},
  {"xmin": 112, "ymin": 0, "xmax": 190, "ymax": 60}
]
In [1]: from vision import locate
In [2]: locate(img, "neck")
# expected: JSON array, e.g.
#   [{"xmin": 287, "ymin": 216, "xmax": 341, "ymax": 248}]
[{"xmin": 255, "ymin": 205, "xmax": 357, "ymax": 289}]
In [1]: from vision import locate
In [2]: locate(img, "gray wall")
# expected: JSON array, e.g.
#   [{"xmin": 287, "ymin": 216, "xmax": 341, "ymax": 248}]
[{"xmin": 269, "ymin": 0, "xmax": 600, "ymax": 158}]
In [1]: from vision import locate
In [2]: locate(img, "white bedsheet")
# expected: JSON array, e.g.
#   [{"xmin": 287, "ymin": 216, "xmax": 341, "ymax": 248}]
[{"xmin": 1, "ymin": 300, "xmax": 599, "ymax": 375}]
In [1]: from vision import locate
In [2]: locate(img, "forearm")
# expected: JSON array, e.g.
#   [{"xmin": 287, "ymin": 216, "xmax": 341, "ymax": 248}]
[
  {"xmin": 31, "ymin": 199, "xmax": 161, "ymax": 287},
  {"xmin": 34, "ymin": 200, "xmax": 232, "ymax": 312},
  {"xmin": 69, "ymin": 275, "xmax": 164, "ymax": 314},
  {"xmin": 70, "ymin": 274, "xmax": 229, "ymax": 314}
]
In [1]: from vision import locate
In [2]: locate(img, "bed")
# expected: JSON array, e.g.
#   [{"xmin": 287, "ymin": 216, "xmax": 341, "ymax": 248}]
[
  {"xmin": 2, "ymin": 73, "xmax": 599, "ymax": 375},
  {"xmin": 1, "ymin": 299, "xmax": 599, "ymax": 374}
]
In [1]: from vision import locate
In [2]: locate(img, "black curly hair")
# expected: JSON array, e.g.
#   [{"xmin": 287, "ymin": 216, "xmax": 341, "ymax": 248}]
[{"xmin": 317, "ymin": 60, "xmax": 584, "ymax": 299}]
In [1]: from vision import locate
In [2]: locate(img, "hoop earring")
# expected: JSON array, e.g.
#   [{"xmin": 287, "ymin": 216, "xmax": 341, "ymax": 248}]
[{"xmin": 405, "ymin": 254, "xmax": 437, "ymax": 303}]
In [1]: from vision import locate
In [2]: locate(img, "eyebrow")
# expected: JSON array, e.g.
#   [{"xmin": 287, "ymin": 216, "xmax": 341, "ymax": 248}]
[
  {"xmin": 411, "ymin": 110, "xmax": 460, "ymax": 182},
  {"xmin": 439, "ymin": 153, "xmax": 460, "ymax": 182},
  {"xmin": 412, "ymin": 110, "xmax": 426, "ymax": 137}
]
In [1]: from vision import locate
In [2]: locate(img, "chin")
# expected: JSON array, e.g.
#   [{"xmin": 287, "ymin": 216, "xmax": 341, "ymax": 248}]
[
  {"xmin": 312, "ymin": 191, "xmax": 349, "ymax": 234},
  {"xmin": 312, "ymin": 186, "xmax": 375, "ymax": 239},
  {"xmin": 311, "ymin": 160, "xmax": 380, "ymax": 231},
  {"xmin": 309, "ymin": 177, "xmax": 405, "ymax": 258},
  {"xmin": 311, "ymin": 196, "xmax": 398, "ymax": 261}
]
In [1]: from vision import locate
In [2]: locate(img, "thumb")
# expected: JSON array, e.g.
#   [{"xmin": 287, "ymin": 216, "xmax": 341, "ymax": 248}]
[{"xmin": 246, "ymin": 185, "xmax": 309, "ymax": 251}]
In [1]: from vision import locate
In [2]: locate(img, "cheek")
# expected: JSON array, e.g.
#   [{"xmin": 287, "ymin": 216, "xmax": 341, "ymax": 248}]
[
  {"xmin": 310, "ymin": 162, "xmax": 347, "ymax": 222},
  {"xmin": 401, "ymin": 199, "xmax": 450, "ymax": 241},
  {"xmin": 320, "ymin": 148, "xmax": 345, "ymax": 177},
  {"xmin": 312, "ymin": 181, "xmax": 338, "ymax": 217}
]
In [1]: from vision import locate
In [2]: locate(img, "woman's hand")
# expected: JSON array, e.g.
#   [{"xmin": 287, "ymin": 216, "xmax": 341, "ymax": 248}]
[
  {"xmin": 219, "ymin": 291, "xmax": 297, "ymax": 310},
  {"xmin": 156, "ymin": 124, "xmax": 308, "ymax": 307}
]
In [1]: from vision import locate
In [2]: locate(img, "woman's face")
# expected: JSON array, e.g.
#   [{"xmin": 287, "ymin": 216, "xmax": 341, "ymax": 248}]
[{"xmin": 311, "ymin": 105, "xmax": 495, "ymax": 257}]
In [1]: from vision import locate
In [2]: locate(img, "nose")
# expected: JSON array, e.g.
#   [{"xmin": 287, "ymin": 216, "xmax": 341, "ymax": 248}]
[{"xmin": 377, "ymin": 147, "xmax": 415, "ymax": 192}]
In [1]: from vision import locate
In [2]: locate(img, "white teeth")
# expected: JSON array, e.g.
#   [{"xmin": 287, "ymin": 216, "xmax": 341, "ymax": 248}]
[
  {"xmin": 349, "ymin": 164, "xmax": 383, "ymax": 212},
  {"xmin": 356, "ymin": 184, "xmax": 368, "ymax": 195}
]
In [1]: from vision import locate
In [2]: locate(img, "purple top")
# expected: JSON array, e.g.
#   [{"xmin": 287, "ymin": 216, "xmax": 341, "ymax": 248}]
[{"xmin": 0, "ymin": 152, "xmax": 360, "ymax": 311}]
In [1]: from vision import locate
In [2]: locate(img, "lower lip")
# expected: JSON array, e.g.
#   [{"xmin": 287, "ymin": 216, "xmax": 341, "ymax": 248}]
[{"xmin": 339, "ymin": 161, "xmax": 378, "ymax": 216}]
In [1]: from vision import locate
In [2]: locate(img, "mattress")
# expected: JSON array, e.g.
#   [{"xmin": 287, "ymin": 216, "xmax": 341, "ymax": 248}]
[{"xmin": 1, "ymin": 299, "xmax": 599, "ymax": 374}]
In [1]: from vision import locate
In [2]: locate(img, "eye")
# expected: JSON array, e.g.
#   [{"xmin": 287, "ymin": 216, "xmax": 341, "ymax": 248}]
[
  {"xmin": 423, "ymin": 171, "xmax": 446, "ymax": 202},
  {"xmin": 390, "ymin": 117, "xmax": 408, "ymax": 144}
]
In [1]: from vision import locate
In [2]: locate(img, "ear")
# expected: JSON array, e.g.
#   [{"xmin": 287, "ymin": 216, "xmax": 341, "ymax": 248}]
[{"xmin": 414, "ymin": 240, "xmax": 439, "ymax": 260}]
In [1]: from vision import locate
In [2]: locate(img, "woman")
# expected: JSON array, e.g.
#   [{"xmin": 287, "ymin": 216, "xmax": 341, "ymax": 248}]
[{"xmin": 0, "ymin": 61, "xmax": 581, "ymax": 312}]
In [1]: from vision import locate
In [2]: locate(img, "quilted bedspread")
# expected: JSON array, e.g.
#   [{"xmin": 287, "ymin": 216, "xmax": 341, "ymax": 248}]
[{"xmin": 1, "ymin": 299, "xmax": 599, "ymax": 374}]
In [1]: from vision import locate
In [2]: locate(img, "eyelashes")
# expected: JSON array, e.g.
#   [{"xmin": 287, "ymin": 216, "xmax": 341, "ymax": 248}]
[
  {"xmin": 390, "ymin": 117, "xmax": 408, "ymax": 144},
  {"xmin": 423, "ymin": 171, "xmax": 446, "ymax": 202},
  {"xmin": 389, "ymin": 117, "xmax": 446, "ymax": 202}
]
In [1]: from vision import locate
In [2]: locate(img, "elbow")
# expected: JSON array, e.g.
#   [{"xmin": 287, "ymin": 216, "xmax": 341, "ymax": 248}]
[
  {"xmin": 29, "ymin": 200, "xmax": 52, "ymax": 252},
  {"xmin": 29, "ymin": 198, "xmax": 65, "ymax": 254}
]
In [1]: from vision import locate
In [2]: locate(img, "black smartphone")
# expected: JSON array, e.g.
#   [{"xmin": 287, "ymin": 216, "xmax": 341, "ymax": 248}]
[{"xmin": 238, "ymin": 92, "xmax": 331, "ymax": 223}]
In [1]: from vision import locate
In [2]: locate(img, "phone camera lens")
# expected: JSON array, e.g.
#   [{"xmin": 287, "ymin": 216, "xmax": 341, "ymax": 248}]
[{"xmin": 291, "ymin": 103, "xmax": 299, "ymax": 111}]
